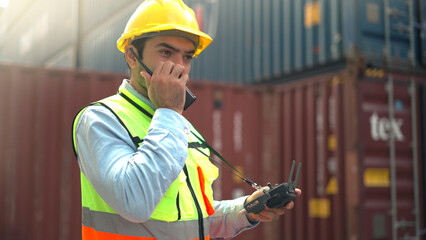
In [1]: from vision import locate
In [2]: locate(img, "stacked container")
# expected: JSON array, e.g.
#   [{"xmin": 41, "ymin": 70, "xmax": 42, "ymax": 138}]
[
  {"xmin": 0, "ymin": 0, "xmax": 425, "ymax": 82},
  {"xmin": 0, "ymin": 63, "xmax": 424, "ymax": 240}
]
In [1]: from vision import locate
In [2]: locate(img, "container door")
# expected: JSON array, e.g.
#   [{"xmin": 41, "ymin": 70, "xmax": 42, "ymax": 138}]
[
  {"xmin": 358, "ymin": 75, "xmax": 422, "ymax": 239},
  {"xmin": 357, "ymin": 0, "xmax": 418, "ymax": 68},
  {"xmin": 275, "ymin": 75, "xmax": 347, "ymax": 240},
  {"xmin": 419, "ymin": 82, "xmax": 426, "ymax": 236},
  {"xmin": 420, "ymin": 0, "xmax": 426, "ymax": 67}
]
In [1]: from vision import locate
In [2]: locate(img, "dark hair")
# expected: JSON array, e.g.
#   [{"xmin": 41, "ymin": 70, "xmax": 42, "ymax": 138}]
[
  {"xmin": 132, "ymin": 37, "xmax": 148, "ymax": 58},
  {"xmin": 126, "ymin": 37, "xmax": 149, "ymax": 70}
]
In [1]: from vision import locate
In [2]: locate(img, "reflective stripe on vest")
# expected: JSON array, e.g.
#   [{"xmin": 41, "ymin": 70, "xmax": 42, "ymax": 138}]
[
  {"xmin": 72, "ymin": 84, "xmax": 218, "ymax": 240},
  {"xmin": 82, "ymin": 207, "xmax": 210, "ymax": 240}
]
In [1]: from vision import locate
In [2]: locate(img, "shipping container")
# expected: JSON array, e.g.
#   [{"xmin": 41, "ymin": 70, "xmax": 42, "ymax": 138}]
[
  {"xmin": 189, "ymin": 0, "xmax": 426, "ymax": 82},
  {"xmin": 420, "ymin": 0, "xmax": 426, "ymax": 67},
  {"xmin": 0, "ymin": 0, "xmax": 77, "ymax": 67},
  {"xmin": 421, "ymin": 83, "xmax": 426, "ymax": 232},
  {"xmin": 266, "ymin": 67, "xmax": 426, "ymax": 240},
  {"xmin": 1, "ymin": 0, "xmax": 425, "ymax": 83},
  {"xmin": 0, "ymin": 64, "xmax": 126, "ymax": 240},
  {"xmin": 189, "ymin": 64, "xmax": 426, "ymax": 239},
  {"xmin": 0, "ymin": 64, "xmax": 267, "ymax": 240},
  {"xmin": 0, "ymin": 63, "xmax": 425, "ymax": 240}
]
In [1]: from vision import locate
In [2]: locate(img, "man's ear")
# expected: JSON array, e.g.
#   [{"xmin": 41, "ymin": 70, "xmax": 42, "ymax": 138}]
[{"xmin": 124, "ymin": 45, "xmax": 139, "ymax": 68}]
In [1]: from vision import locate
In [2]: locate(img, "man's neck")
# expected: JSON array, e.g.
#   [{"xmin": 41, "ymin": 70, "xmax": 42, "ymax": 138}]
[{"xmin": 129, "ymin": 76, "xmax": 149, "ymax": 99}]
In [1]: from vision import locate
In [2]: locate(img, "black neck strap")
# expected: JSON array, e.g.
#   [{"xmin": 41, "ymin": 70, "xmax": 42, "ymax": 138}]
[
  {"xmin": 118, "ymin": 91, "xmax": 153, "ymax": 118},
  {"xmin": 118, "ymin": 90, "xmax": 259, "ymax": 189}
]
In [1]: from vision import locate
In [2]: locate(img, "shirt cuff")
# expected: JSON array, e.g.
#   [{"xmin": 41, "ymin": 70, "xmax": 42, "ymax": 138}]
[
  {"xmin": 243, "ymin": 196, "xmax": 260, "ymax": 225},
  {"xmin": 232, "ymin": 196, "xmax": 260, "ymax": 228}
]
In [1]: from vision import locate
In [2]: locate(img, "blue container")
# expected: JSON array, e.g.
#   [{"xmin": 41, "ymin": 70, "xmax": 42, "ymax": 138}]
[
  {"xmin": 0, "ymin": 0, "xmax": 424, "ymax": 83},
  {"xmin": 186, "ymin": 0, "xmax": 424, "ymax": 83},
  {"xmin": 420, "ymin": 0, "xmax": 426, "ymax": 66}
]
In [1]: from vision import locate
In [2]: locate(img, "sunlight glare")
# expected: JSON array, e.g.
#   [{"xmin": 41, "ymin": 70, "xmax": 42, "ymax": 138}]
[{"xmin": 0, "ymin": 0, "xmax": 9, "ymax": 8}]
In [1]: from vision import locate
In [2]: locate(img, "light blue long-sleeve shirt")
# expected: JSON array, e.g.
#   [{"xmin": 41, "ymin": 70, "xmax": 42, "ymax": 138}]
[{"xmin": 74, "ymin": 79, "xmax": 257, "ymax": 239}]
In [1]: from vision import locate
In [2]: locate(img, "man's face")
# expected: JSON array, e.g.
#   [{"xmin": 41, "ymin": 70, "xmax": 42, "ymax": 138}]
[
  {"xmin": 142, "ymin": 35, "xmax": 195, "ymax": 76},
  {"xmin": 127, "ymin": 35, "xmax": 196, "ymax": 97}
]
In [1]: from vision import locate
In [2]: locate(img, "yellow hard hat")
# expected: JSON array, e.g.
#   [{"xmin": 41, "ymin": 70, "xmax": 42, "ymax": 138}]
[{"xmin": 117, "ymin": 0, "xmax": 212, "ymax": 57}]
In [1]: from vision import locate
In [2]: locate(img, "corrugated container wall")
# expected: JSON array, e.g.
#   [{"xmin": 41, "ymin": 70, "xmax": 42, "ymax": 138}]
[
  {"xmin": 189, "ymin": 0, "xmax": 426, "ymax": 83},
  {"xmin": 0, "ymin": 64, "xmax": 126, "ymax": 240},
  {"xmin": 1, "ymin": 63, "xmax": 425, "ymax": 240},
  {"xmin": 0, "ymin": 0, "xmax": 76, "ymax": 67},
  {"xmin": 261, "ymin": 66, "xmax": 426, "ymax": 240},
  {"xmin": 0, "ymin": 0, "xmax": 140, "ymax": 70},
  {"xmin": 78, "ymin": 0, "xmax": 140, "ymax": 72},
  {"xmin": 0, "ymin": 64, "xmax": 266, "ymax": 240},
  {"xmin": 421, "ymin": 82, "xmax": 426, "ymax": 232},
  {"xmin": 422, "ymin": 0, "xmax": 426, "ymax": 65},
  {"xmin": 1, "ymin": 0, "xmax": 425, "ymax": 83}
]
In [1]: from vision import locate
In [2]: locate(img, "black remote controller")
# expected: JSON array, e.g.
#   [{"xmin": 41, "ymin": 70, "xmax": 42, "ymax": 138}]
[{"xmin": 244, "ymin": 160, "xmax": 301, "ymax": 214}]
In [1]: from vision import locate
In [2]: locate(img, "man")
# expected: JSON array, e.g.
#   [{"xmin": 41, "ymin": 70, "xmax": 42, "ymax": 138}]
[{"xmin": 72, "ymin": 0, "xmax": 301, "ymax": 239}]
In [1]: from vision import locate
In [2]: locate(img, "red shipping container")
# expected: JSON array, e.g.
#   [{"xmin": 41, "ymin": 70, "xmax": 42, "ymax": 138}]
[
  {"xmin": 0, "ymin": 64, "xmax": 425, "ymax": 240},
  {"xmin": 0, "ymin": 65, "xmax": 125, "ymax": 240},
  {"xmin": 262, "ymin": 68, "xmax": 426, "ymax": 240}
]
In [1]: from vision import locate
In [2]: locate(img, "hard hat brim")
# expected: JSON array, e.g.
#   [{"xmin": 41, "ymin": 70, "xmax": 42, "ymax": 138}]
[{"xmin": 117, "ymin": 25, "xmax": 212, "ymax": 57}]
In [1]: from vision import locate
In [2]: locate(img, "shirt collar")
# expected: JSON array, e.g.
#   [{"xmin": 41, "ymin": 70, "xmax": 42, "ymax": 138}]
[{"xmin": 121, "ymin": 79, "xmax": 156, "ymax": 110}]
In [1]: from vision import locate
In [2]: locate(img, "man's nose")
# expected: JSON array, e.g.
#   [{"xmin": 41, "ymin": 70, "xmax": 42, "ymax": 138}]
[{"xmin": 172, "ymin": 55, "xmax": 184, "ymax": 66}]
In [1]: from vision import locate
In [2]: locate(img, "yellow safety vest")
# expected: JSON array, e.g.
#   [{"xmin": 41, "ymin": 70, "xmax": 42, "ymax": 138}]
[{"xmin": 72, "ymin": 85, "xmax": 218, "ymax": 240}]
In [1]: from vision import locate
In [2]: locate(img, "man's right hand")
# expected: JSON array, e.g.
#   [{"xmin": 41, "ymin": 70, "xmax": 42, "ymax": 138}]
[
  {"xmin": 245, "ymin": 187, "xmax": 302, "ymax": 222},
  {"xmin": 141, "ymin": 61, "xmax": 188, "ymax": 114}
]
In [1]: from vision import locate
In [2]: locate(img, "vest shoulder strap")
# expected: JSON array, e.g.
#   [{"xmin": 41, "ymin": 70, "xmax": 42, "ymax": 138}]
[
  {"xmin": 95, "ymin": 101, "xmax": 144, "ymax": 148},
  {"xmin": 71, "ymin": 99, "xmax": 143, "ymax": 158}
]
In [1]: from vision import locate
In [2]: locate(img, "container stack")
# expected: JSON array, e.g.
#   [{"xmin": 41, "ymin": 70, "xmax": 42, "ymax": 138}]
[{"xmin": 0, "ymin": 0, "xmax": 425, "ymax": 239}]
